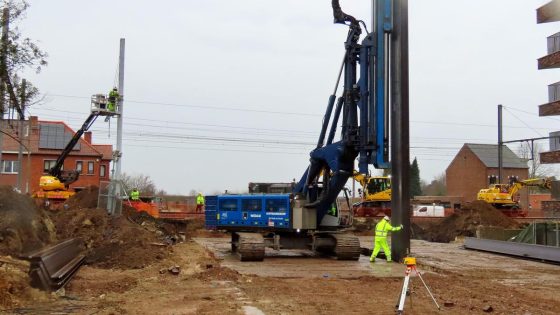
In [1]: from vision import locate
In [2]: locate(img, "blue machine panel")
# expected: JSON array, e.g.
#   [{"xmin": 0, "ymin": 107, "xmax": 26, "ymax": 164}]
[{"xmin": 204, "ymin": 194, "xmax": 291, "ymax": 230}]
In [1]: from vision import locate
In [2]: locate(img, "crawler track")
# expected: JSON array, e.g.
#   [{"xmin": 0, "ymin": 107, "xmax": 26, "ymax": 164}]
[
  {"xmin": 233, "ymin": 233, "xmax": 265, "ymax": 261},
  {"xmin": 331, "ymin": 234, "xmax": 361, "ymax": 260}
]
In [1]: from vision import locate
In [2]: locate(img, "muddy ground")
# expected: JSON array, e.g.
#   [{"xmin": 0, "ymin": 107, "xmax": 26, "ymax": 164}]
[
  {"xmin": 1, "ymin": 187, "xmax": 559, "ymax": 314},
  {"xmin": 2, "ymin": 231, "xmax": 559, "ymax": 315}
]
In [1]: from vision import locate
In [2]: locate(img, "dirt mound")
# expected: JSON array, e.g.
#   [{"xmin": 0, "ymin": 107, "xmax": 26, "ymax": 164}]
[
  {"xmin": 0, "ymin": 257, "xmax": 52, "ymax": 309},
  {"xmin": 0, "ymin": 186, "xmax": 56, "ymax": 256},
  {"xmin": 415, "ymin": 201, "xmax": 520, "ymax": 243},
  {"xmin": 49, "ymin": 206, "xmax": 171, "ymax": 270},
  {"xmin": 195, "ymin": 266, "xmax": 240, "ymax": 282},
  {"xmin": 65, "ymin": 186, "xmax": 99, "ymax": 209}
]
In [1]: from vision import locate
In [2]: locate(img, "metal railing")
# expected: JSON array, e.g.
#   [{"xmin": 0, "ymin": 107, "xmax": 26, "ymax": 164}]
[{"xmin": 518, "ymin": 219, "xmax": 560, "ymax": 247}]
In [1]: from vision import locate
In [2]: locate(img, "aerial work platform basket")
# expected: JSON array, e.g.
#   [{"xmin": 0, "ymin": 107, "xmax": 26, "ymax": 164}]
[{"xmin": 91, "ymin": 94, "xmax": 119, "ymax": 116}]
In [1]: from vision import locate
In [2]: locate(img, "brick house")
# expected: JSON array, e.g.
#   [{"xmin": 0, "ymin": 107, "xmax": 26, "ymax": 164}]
[
  {"xmin": 0, "ymin": 116, "xmax": 112, "ymax": 194},
  {"xmin": 446, "ymin": 144, "xmax": 529, "ymax": 209}
]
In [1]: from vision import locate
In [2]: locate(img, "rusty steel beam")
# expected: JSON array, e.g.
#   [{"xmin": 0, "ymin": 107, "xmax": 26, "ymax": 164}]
[
  {"xmin": 539, "ymin": 100, "xmax": 560, "ymax": 116},
  {"xmin": 538, "ymin": 0, "xmax": 560, "ymax": 24},
  {"xmin": 540, "ymin": 150, "xmax": 560, "ymax": 164},
  {"xmin": 23, "ymin": 238, "xmax": 85, "ymax": 291},
  {"xmin": 538, "ymin": 50, "xmax": 560, "ymax": 70}
]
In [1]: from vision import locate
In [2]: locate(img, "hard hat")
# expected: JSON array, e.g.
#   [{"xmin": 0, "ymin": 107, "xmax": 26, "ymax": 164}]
[{"xmin": 383, "ymin": 215, "xmax": 390, "ymax": 221}]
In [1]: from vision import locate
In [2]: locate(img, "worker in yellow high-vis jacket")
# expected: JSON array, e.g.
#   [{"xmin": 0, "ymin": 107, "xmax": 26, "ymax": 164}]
[
  {"xmin": 370, "ymin": 215, "xmax": 403, "ymax": 262},
  {"xmin": 196, "ymin": 192, "xmax": 205, "ymax": 213}
]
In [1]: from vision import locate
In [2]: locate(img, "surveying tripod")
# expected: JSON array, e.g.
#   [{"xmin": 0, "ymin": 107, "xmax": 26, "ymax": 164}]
[{"xmin": 396, "ymin": 257, "xmax": 440, "ymax": 314}]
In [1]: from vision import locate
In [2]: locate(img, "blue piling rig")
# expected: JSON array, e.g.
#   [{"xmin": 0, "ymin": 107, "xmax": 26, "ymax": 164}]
[{"xmin": 206, "ymin": 0, "xmax": 395, "ymax": 261}]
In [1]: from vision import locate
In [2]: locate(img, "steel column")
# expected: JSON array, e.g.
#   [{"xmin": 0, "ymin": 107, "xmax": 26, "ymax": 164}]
[
  {"xmin": 390, "ymin": 0, "xmax": 410, "ymax": 262},
  {"xmin": 498, "ymin": 104, "xmax": 503, "ymax": 183}
]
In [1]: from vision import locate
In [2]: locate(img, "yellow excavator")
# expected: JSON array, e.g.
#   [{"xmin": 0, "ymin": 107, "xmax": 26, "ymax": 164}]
[
  {"xmin": 477, "ymin": 177, "xmax": 552, "ymax": 214},
  {"xmin": 352, "ymin": 171, "xmax": 391, "ymax": 217}
]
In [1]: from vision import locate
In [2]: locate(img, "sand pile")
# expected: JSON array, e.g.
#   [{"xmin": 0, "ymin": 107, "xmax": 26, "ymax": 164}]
[
  {"xmin": 415, "ymin": 201, "xmax": 520, "ymax": 243},
  {"xmin": 0, "ymin": 186, "xmax": 56, "ymax": 256}
]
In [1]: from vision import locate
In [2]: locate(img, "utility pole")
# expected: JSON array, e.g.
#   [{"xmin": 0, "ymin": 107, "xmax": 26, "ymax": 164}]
[
  {"xmin": 498, "ymin": 104, "xmax": 503, "ymax": 183},
  {"xmin": 16, "ymin": 79, "xmax": 24, "ymax": 191},
  {"xmin": 391, "ymin": 0, "xmax": 411, "ymax": 262},
  {"xmin": 0, "ymin": 8, "xmax": 9, "ymax": 178},
  {"xmin": 111, "ymin": 38, "xmax": 125, "ymax": 216}
]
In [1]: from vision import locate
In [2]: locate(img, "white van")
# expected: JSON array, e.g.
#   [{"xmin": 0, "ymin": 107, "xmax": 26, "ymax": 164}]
[{"xmin": 413, "ymin": 204, "xmax": 445, "ymax": 217}]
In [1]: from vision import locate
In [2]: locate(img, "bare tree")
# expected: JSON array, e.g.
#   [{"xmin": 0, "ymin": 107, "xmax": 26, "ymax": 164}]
[
  {"xmin": 121, "ymin": 172, "xmax": 156, "ymax": 195},
  {"xmin": 1, "ymin": 0, "xmax": 47, "ymax": 111},
  {"xmin": 421, "ymin": 173, "xmax": 446, "ymax": 196},
  {"xmin": 517, "ymin": 142, "xmax": 554, "ymax": 179}
]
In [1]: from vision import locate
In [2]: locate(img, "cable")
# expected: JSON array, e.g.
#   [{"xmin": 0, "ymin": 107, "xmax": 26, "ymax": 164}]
[
  {"xmin": 503, "ymin": 107, "xmax": 544, "ymax": 137},
  {"xmin": 47, "ymin": 94, "xmax": 319, "ymax": 117}
]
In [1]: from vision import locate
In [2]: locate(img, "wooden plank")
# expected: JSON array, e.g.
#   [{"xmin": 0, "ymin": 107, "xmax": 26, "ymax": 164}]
[
  {"xmin": 539, "ymin": 100, "xmax": 560, "ymax": 116},
  {"xmin": 538, "ymin": 50, "xmax": 560, "ymax": 70},
  {"xmin": 537, "ymin": 0, "xmax": 560, "ymax": 23},
  {"xmin": 540, "ymin": 150, "xmax": 560, "ymax": 164}
]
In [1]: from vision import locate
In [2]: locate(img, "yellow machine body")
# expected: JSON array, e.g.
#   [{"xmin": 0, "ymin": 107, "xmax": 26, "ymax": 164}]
[
  {"xmin": 353, "ymin": 172, "xmax": 392, "ymax": 203},
  {"xmin": 477, "ymin": 178, "xmax": 552, "ymax": 208},
  {"xmin": 38, "ymin": 175, "xmax": 66, "ymax": 191}
]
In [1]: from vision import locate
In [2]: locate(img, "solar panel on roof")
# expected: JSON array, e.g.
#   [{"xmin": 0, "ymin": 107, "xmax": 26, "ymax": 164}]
[{"xmin": 39, "ymin": 123, "xmax": 80, "ymax": 150}]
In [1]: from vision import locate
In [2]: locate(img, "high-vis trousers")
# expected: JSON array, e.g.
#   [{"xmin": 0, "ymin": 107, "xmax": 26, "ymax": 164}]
[{"xmin": 370, "ymin": 237, "xmax": 391, "ymax": 262}]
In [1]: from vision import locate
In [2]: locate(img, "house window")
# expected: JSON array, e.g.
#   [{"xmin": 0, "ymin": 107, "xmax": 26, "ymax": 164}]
[
  {"xmin": 1, "ymin": 160, "xmax": 19, "ymax": 174},
  {"xmin": 87, "ymin": 161, "xmax": 94, "ymax": 175},
  {"xmin": 76, "ymin": 161, "xmax": 83, "ymax": 174},
  {"xmin": 100, "ymin": 165, "xmax": 106, "ymax": 178},
  {"xmin": 43, "ymin": 160, "xmax": 57, "ymax": 173}
]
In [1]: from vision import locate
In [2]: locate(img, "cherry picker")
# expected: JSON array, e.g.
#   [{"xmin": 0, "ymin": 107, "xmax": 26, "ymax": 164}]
[{"xmin": 33, "ymin": 94, "xmax": 119, "ymax": 206}]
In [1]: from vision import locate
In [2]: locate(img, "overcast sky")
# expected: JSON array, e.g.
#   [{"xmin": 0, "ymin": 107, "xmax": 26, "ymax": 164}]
[{"xmin": 18, "ymin": 0, "xmax": 560, "ymax": 194}]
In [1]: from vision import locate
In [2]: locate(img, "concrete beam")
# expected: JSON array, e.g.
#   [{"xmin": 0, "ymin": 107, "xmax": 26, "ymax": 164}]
[
  {"xmin": 538, "ymin": 50, "xmax": 560, "ymax": 70},
  {"xmin": 540, "ymin": 150, "xmax": 560, "ymax": 164},
  {"xmin": 537, "ymin": 0, "xmax": 560, "ymax": 24},
  {"xmin": 539, "ymin": 100, "xmax": 560, "ymax": 116}
]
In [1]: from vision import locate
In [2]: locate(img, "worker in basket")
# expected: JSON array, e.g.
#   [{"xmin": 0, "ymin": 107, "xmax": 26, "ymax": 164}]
[
  {"xmin": 107, "ymin": 87, "xmax": 119, "ymax": 112},
  {"xmin": 370, "ymin": 215, "xmax": 403, "ymax": 263},
  {"xmin": 130, "ymin": 188, "xmax": 140, "ymax": 201},
  {"xmin": 196, "ymin": 192, "xmax": 205, "ymax": 213}
]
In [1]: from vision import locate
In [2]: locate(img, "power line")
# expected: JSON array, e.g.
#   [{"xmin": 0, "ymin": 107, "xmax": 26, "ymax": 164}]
[
  {"xmin": 47, "ymin": 93, "xmax": 320, "ymax": 117},
  {"xmin": 503, "ymin": 107, "xmax": 544, "ymax": 137},
  {"xmin": 38, "ymin": 94, "xmax": 560, "ymax": 131}
]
